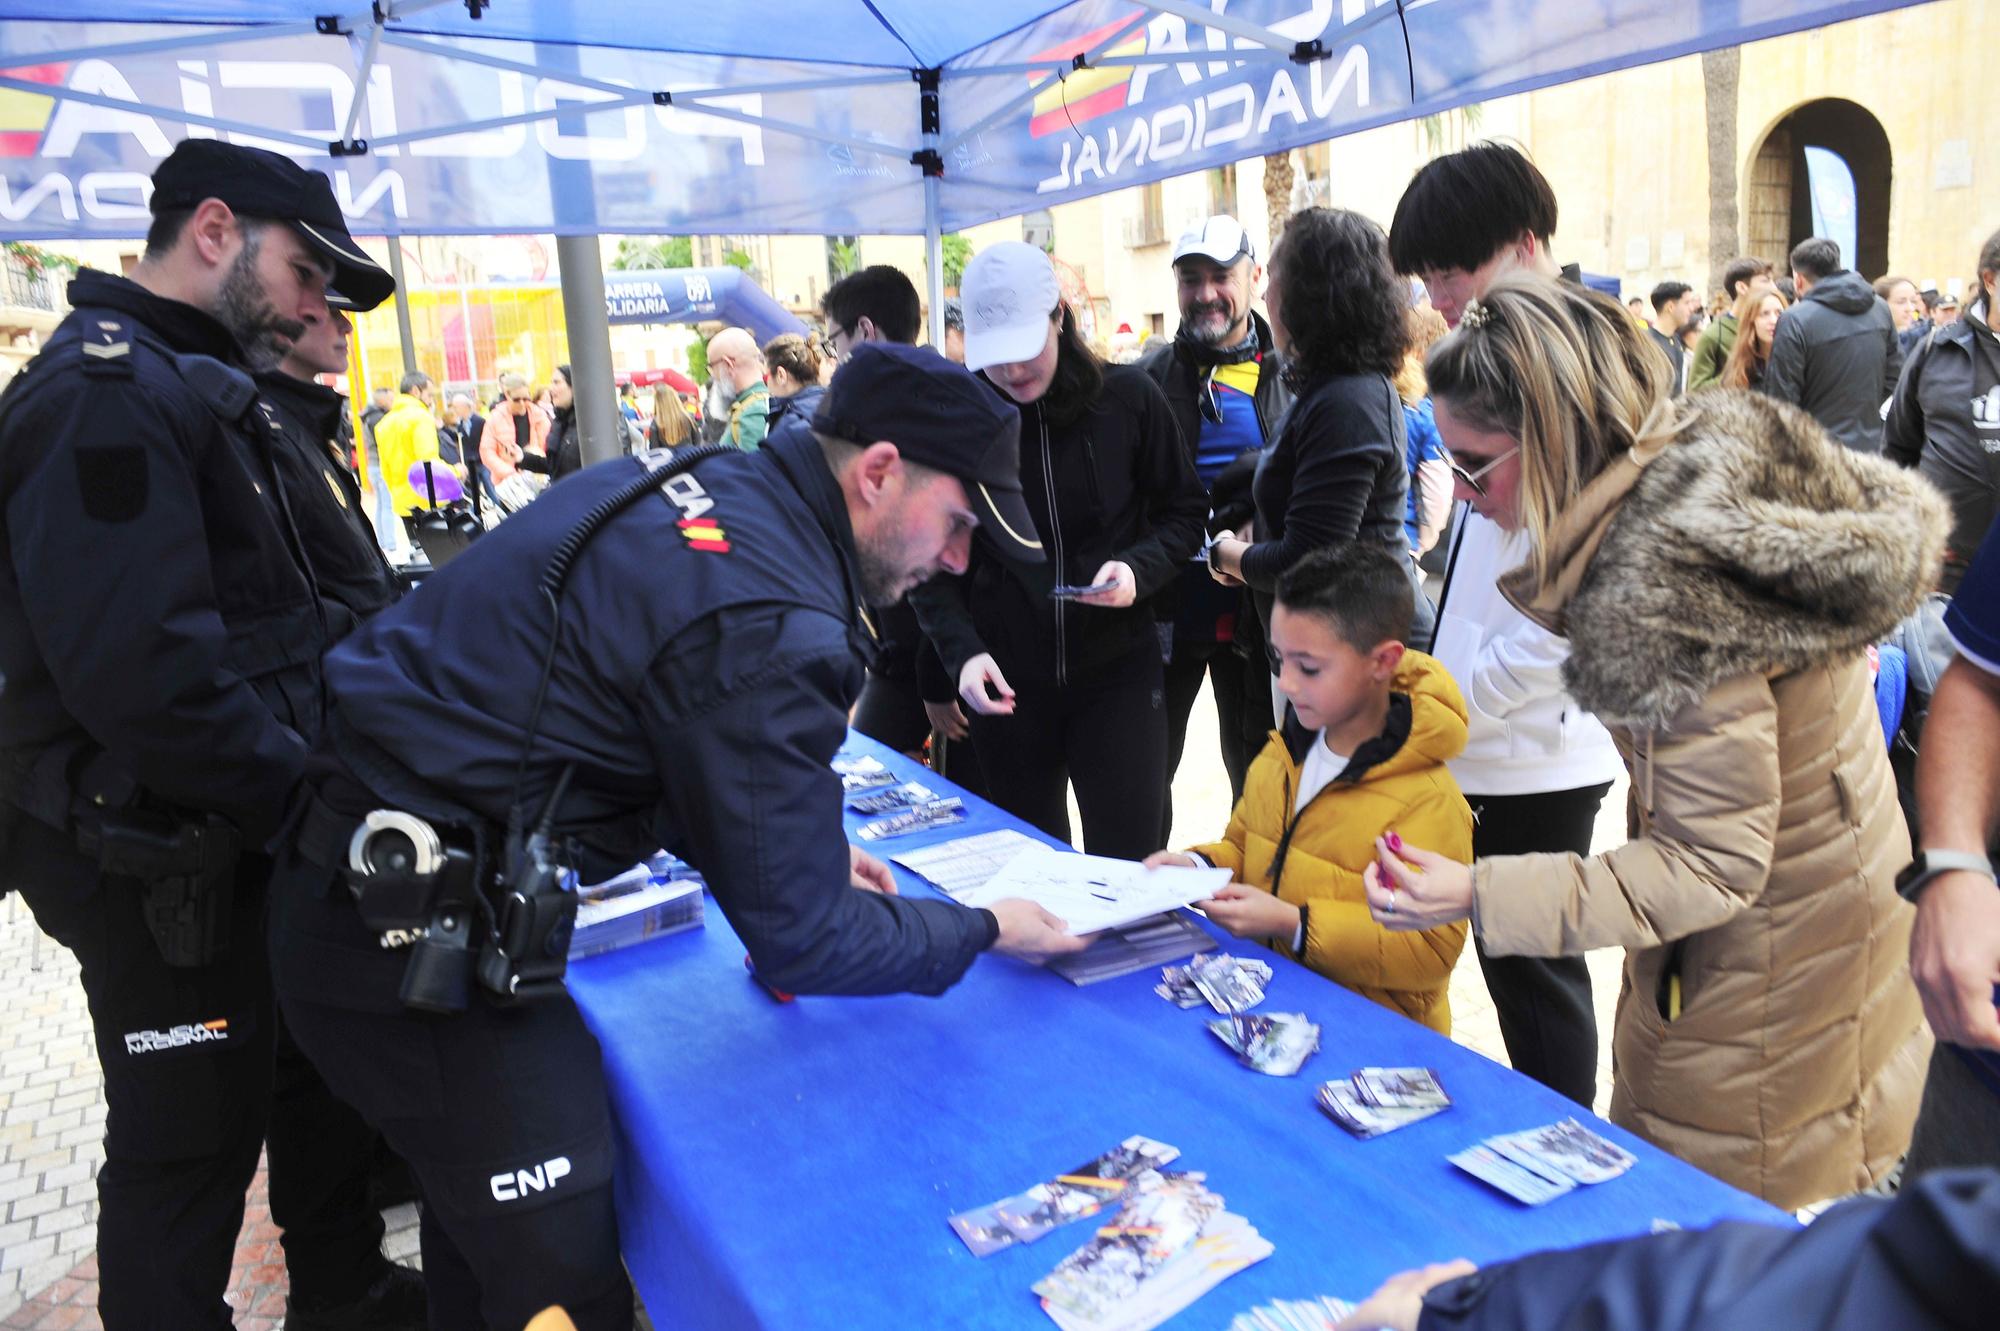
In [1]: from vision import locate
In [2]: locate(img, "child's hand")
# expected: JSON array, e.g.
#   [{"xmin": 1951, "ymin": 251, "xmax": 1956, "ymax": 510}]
[
  {"xmin": 1195, "ymin": 882, "xmax": 1301, "ymax": 941},
  {"xmin": 1144, "ymin": 850, "xmax": 1199, "ymax": 869}
]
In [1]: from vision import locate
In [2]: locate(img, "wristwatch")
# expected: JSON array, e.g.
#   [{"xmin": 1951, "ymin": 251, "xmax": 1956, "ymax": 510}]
[{"xmin": 1895, "ymin": 849, "xmax": 1997, "ymax": 904}]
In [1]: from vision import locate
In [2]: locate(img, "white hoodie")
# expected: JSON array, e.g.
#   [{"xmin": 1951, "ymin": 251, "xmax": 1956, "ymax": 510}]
[{"xmin": 1430, "ymin": 507, "xmax": 1624, "ymax": 795}]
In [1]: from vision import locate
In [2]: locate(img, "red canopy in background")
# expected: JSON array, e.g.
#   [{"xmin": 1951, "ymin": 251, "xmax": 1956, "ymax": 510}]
[{"xmin": 622, "ymin": 367, "xmax": 698, "ymax": 394}]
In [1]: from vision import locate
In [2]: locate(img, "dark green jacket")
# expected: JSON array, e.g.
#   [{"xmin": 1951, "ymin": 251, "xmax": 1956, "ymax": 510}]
[{"xmin": 1687, "ymin": 312, "xmax": 1738, "ymax": 391}]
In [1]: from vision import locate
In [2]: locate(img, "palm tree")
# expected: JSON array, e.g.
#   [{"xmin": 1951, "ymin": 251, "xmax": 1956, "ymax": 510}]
[
  {"xmin": 1702, "ymin": 46, "xmax": 1742, "ymax": 298},
  {"xmin": 1264, "ymin": 149, "xmax": 1294, "ymax": 247}
]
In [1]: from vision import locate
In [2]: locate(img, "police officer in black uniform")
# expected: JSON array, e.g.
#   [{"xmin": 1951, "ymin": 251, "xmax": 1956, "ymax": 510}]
[
  {"xmin": 266, "ymin": 343, "xmax": 1090, "ymax": 1329},
  {"xmin": 257, "ymin": 293, "xmax": 401, "ymax": 626},
  {"xmin": 0, "ymin": 141, "xmax": 423, "ymax": 1328}
]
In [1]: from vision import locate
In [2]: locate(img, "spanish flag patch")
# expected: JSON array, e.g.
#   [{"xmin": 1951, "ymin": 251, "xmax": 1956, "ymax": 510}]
[{"xmin": 678, "ymin": 516, "xmax": 730, "ymax": 553}]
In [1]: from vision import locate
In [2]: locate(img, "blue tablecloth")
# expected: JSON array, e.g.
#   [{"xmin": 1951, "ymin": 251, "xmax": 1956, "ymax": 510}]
[{"xmin": 569, "ymin": 733, "xmax": 1790, "ymax": 1329}]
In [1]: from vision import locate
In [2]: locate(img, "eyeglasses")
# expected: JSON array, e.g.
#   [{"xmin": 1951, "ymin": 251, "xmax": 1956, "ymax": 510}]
[{"xmin": 1446, "ymin": 446, "xmax": 1519, "ymax": 497}]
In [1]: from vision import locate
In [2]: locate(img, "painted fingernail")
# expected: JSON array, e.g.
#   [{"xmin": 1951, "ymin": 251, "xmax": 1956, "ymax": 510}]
[{"xmin": 1387, "ymin": 832, "xmax": 1404, "ymax": 853}]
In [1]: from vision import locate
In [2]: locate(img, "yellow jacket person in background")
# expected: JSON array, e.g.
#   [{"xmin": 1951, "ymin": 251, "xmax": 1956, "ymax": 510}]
[
  {"xmin": 1150, "ymin": 542, "xmax": 1472, "ymax": 1034},
  {"xmin": 372, "ymin": 371, "xmax": 445, "ymax": 515}
]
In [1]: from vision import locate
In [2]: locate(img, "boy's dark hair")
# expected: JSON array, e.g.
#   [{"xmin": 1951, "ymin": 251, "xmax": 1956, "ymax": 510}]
[
  {"xmin": 1387, "ymin": 142, "xmax": 1558, "ymax": 276},
  {"xmin": 822, "ymin": 265, "xmax": 921, "ymax": 344},
  {"xmin": 1274, "ymin": 542, "xmax": 1413, "ymax": 652},
  {"xmin": 1723, "ymin": 256, "xmax": 1772, "ymax": 299},
  {"xmin": 1789, "ymin": 237, "xmax": 1842, "ymax": 281},
  {"xmin": 1649, "ymin": 280, "xmax": 1691, "ymax": 315}
]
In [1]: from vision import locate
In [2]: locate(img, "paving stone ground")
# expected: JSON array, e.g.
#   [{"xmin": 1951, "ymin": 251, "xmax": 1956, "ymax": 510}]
[{"xmin": 0, "ymin": 681, "xmax": 1621, "ymax": 1325}]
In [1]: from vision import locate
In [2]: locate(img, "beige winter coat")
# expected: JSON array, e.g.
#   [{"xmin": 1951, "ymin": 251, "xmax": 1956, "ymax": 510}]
[{"xmin": 1474, "ymin": 389, "xmax": 1946, "ymax": 1209}]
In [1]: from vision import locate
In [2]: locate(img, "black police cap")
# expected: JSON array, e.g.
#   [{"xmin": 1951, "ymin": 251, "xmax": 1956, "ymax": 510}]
[
  {"xmin": 150, "ymin": 139, "xmax": 395, "ymax": 312},
  {"xmin": 814, "ymin": 342, "xmax": 1042, "ymax": 562}
]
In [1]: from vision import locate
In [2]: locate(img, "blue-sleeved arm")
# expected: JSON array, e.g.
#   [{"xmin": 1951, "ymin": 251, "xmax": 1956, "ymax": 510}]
[{"xmin": 639, "ymin": 603, "xmax": 995, "ymax": 995}]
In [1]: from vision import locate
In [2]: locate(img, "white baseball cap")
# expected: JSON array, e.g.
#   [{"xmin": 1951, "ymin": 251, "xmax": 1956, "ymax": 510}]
[
  {"xmin": 961, "ymin": 241, "xmax": 1062, "ymax": 372},
  {"xmin": 1171, "ymin": 215, "xmax": 1254, "ymax": 267}
]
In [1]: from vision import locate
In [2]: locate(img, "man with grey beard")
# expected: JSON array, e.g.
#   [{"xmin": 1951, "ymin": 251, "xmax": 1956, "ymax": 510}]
[
  {"xmin": 1138, "ymin": 215, "xmax": 1289, "ymax": 837},
  {"xmin": 0, "ymin": 140, "xmax": 424, "ymax": 1328}
]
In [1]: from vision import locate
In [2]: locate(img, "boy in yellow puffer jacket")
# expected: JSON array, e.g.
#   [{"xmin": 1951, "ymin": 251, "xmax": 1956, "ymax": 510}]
[{"xmin": 1148, "ymin": 542, "xmax": 1472, "ymax": 1033}]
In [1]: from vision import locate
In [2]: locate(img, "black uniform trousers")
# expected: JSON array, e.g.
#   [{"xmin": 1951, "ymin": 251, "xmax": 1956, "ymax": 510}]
[
  {"xmin": 966, "ymin": 642, "xmax": 1167, "ymax": 860},
  {"xmin": 7, "ymin": 816, "xmax": 386, "ymax": 1328},
  {"xmin": 1466, "ymin": 783, "xmax": 1613, "ymax": 1108},
  {"xmin": 1161, "ymin": 636, "xmax": 1263, "ymax": 841},
  {"xmin": 267, "ymin": 843, "xmax": 632, "ymax": 1331}
]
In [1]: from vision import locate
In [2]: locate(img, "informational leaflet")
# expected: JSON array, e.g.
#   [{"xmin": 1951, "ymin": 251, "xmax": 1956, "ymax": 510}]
[
  {"xmin": 891, "ymin": 829, "xmax": 1047, "ymax": 897},
  {"xmin": 954, "ymin": 845, "xmax": 1228, "ymax": 936}
]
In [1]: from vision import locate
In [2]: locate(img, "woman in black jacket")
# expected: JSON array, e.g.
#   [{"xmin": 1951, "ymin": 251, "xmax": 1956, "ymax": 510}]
[
  {"xmin": 913, "ymin": 241, "xmax": 1206, "ymax": 856},
  {"xmin": 546, "ymin": 363, "xmax": 580, "ymax": 479},
  {"xmin": 1209, "ymin": 209, "xmax": 1433, "ymax": 658}
]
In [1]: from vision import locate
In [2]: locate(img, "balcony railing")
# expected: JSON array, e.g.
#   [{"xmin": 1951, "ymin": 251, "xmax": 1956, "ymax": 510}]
[{"xmin": 0, "ymin": 254, "xmax": 67, "ymax": 315}]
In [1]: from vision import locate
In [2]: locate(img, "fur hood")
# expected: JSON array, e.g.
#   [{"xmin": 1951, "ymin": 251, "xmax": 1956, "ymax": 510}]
[{"xmin": 1510, "ymin": 389, "xmax": 1949, "ymax": 730}]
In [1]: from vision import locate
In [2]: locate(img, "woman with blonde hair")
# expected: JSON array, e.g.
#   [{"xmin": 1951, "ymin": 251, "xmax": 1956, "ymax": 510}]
[
  {"xmin": 1715, "ymin": 286, "xmax": 1787, "ymax": 392},
  {"xmin": 1367, "ymin": 274, "xmax": 1944, "ymax": 1208},
  {"xmin": 762, "ymin": 331, "xmax": 826, "ymax": 434},
  {"xmin": 647, "ymin": 384, "xmax": 694, "ymax": 449}
]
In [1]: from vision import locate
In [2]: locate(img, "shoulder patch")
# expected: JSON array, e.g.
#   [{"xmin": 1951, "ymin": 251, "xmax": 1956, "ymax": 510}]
[
  {"xmin": 75, "ymin": 445, "xmax": 148, "ymax": 523},
  {"xmin": 79, "ymin": 321, "xmax": 133, "ymax": 379}
]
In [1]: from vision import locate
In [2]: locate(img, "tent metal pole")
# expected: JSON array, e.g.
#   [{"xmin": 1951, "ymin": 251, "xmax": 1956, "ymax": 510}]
[
  {"xmin": 365, "ymin": 87, "xmax": 660, "ymax": 151},
  {"xmin": 918, "ymin": 68, "xmax": 945, "ymax": 350},
  {"xmin": 557, "ymin": 234, "xmax": 622, "ymax": 468},
  {"xmin": 339, "ymin": 18, "xmax": 386, "ymax": 149},
  {"xmin": 941, "ymin": 48, "xmax": 1297, "ymax": 79},
  {"xmin": 386, "ymin": 240, "xmax": 418, "ymax": 377},
  {"xmin": 923, "ymin": 177, "xmax": 945, "ymax": 351}
]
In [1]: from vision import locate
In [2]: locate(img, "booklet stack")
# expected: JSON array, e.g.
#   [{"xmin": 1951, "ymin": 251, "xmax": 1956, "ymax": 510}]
[
  {"xmin": 1048, "ymin": 913, "xmax": 1216, "ymax": 987},
  {"xmin": 1316, "ymin": 1067, "xmax": 1452, "ymax": 1138},
  {"xmin": 1448, "ymin": 1117, "xmax": 1636, "ymax": 1205},
  {"xmin": 568, "ymin": 854, "xmax": 705, "ymax": 959},
  {"xmin": 1034, "ymin": 1172, "xmax": 1272, "ymax": 1331}
]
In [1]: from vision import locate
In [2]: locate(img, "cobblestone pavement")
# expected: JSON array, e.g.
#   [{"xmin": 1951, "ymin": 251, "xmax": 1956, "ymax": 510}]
[{"xmin": 0, "ymin": 681, "xmax": 1621, "ymax": 1325}]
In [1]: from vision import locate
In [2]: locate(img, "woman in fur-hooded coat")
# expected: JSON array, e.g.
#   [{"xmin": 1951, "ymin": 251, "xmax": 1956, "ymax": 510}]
[{"xmin": 1369, "ymin": 276, "xmax": 1946, "ymax": 1210}]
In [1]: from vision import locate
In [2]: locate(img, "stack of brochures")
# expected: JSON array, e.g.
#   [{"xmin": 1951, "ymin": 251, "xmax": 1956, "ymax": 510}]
[{"xmin": 568, "ymin": 853, "xmax": 706, "ymax": 959}]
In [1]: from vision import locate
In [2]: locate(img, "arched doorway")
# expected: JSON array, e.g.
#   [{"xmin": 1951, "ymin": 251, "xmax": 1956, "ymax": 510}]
[{"xmin": 1746, "ymin": 98, "xmax": 1892, "ymax": 279}]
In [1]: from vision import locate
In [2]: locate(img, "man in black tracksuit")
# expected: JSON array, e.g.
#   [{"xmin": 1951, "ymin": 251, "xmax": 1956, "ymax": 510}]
[
  {"xmin": 0, "ymin": 142, "xmax": 418, "ymax": 1329},
  {"xmin": 1138, "ymin": 216, "xmax": 1291, "ymax": 834},
  {"xmin": 1884, "ymin": 280, "xmax": 2000, "ymax": 593},
  {"xmin": 264, "ymin": 343, "xmax": 1085, "ymax": 1329}
]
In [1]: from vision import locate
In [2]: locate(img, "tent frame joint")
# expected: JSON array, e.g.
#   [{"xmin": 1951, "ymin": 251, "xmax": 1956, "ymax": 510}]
[
  {"xmin": 463, "ymin": 0, "xmax": 488, "ymax": 16},
  {"xmin": 329, "ymin": 138, "xmax": 370, "ymax": 156},
  {"xmin": 653, "ymin": 90, "xmax": 672, "ymax": 105},
  {"xmin": 314, "ymin": 14, "xmax": 346, "ymax": 36},
  {"xmin": 910, "ymin": 148, "xmax": 944, "ymax": 178},
  {"xmin": 1290, "ymin": 38, "xmax": 1328, "ymax": 64}
]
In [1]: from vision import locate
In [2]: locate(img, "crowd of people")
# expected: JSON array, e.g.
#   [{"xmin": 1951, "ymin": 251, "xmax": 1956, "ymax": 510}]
[{"xmin": 1, "ymin": 128, "xmax": 1997, "ymax": 1331}]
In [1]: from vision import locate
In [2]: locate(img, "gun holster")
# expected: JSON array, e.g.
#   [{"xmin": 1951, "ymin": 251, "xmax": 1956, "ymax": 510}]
[{"xmin": 77, "ymin": 808, "xmax": 241, "ymax": 968}]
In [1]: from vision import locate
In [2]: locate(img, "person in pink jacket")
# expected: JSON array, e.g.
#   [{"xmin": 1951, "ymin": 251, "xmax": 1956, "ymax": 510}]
[{"xmin": 480, "ymin": 372, "xmax": 551, "ymax": 483}]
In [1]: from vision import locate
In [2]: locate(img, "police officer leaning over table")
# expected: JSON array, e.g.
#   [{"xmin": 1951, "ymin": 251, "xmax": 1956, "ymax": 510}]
[
  {"xmin": 266, "ymin": 340, "xmax": 1091, "ymax": 1330},
  {"xmin": 0, "ymin": 140, "xmax": 426, "ymax": 1328}
]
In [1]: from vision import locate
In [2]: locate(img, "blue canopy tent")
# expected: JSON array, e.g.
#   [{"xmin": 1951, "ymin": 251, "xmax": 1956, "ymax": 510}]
[
  {"xmin": 0, "ymin": 0, "xmax": 1937, "ymax": 459},
  {"xmin": 602, "ymin": 266, "xmax": 805, "ymax": 344}
]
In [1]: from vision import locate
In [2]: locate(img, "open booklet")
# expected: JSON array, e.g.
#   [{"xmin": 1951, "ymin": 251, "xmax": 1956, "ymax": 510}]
[{"xmin": 947, "ymin": 845, "xmax": 1228, "ymax": 936}]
